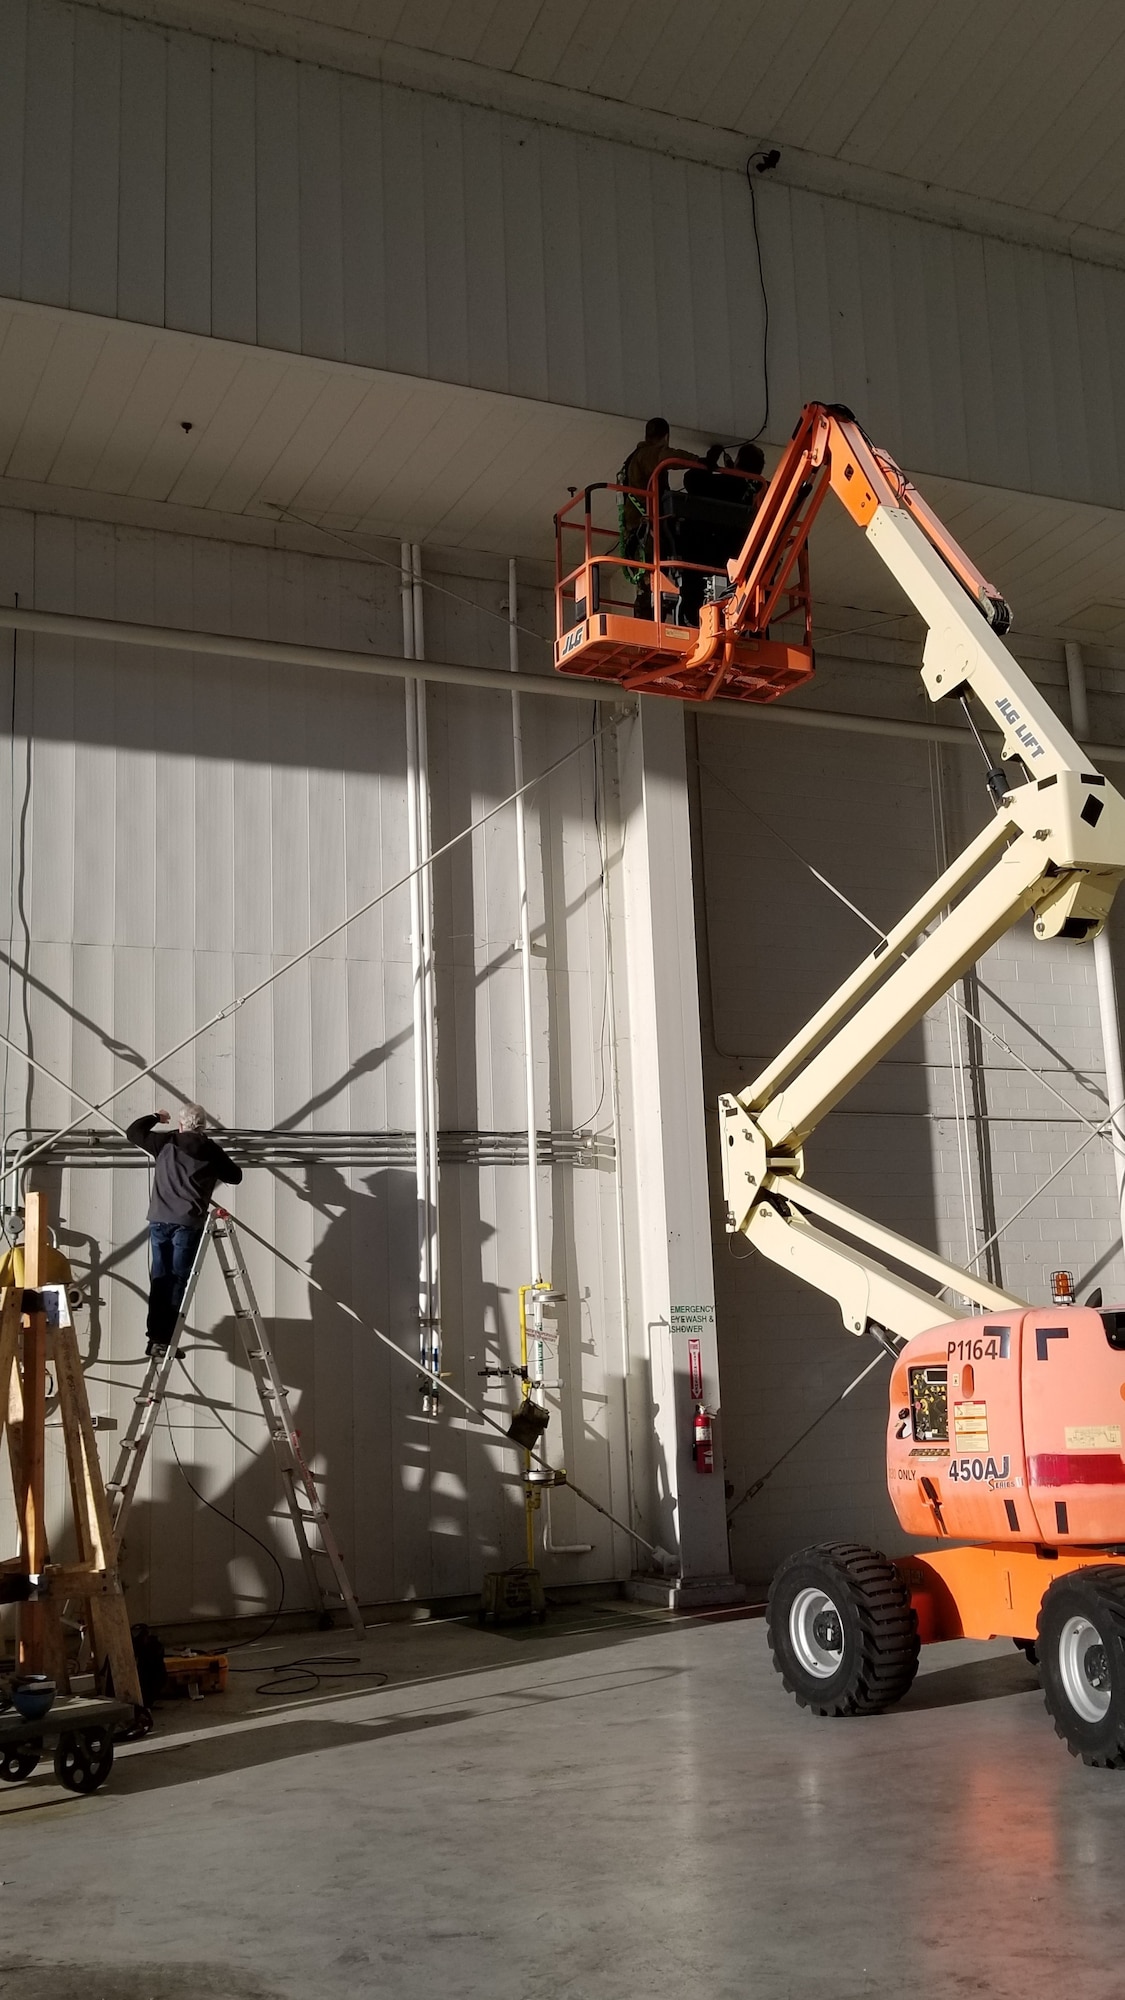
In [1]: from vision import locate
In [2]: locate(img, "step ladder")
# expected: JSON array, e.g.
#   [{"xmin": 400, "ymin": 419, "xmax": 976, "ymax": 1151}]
[{"xmin": 107, "ymin": 1209, "xmax": 365, "ymax": 1638}]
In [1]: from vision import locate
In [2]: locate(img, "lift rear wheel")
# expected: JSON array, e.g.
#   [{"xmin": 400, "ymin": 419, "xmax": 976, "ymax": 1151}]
[
  {"xmin": 767, "ymin": 1542, "xmax": 919, "ymax": 1717},
  {"xmin": 1038, "ymin": 1567, "xmax": 1125, "ymax": 1766}
]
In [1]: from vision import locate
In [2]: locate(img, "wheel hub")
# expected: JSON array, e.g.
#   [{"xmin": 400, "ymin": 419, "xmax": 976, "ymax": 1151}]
[
  {"xmin": 789, "ymin": 1587, "xmax": 845, "ymax": 1678},
  {"xmin": 1058, "ymin": 1615, "xmax": 1113, "ymax": 1723}
]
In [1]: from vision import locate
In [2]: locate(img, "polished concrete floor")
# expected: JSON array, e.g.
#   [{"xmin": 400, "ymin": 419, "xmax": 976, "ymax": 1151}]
[{"xmin": 0, "ymin": 1601, "xmax": 1122, "ymax": 1999}]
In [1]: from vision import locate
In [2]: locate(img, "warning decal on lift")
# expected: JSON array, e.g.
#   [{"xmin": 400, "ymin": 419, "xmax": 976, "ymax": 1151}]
[
  {"xmin": 953, "ymin": 1400, "xmax": 989, "ymax": 1451},
  {"xmin": 1065, "ymin": 1424, "xmax": 1122, "ymax": 1451}
]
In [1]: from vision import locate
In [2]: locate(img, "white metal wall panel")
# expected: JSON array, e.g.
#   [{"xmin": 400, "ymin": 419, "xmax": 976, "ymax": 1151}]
[
  {"xmin": 241, "ymin": 0, "xmax": 1125, "ymax": 237},
  {"xmin": 9, "ymin": 0, "xmax": 1125, "ymax": 508},
  {"xmin": 0, "ymin": 504, "xmax": 625, "ymax": 1621}
]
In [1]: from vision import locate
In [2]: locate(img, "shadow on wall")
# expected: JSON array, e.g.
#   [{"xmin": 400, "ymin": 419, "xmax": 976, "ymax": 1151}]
[
  {"xmin": 119, "ymin": 1162, "xmax": 533, "ymax": 1626},
  {"xmin": 690, "ymin": 714, "xmax": 955, "ymax": 1587}
]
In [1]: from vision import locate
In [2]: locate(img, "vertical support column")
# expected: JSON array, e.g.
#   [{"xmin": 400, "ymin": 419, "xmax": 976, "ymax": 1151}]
[
  {"xmin": 402, "ymin": 544, "xmax": 441, "ymax": 1415},
  {"xmin": 611, "ymin": 701, "xmax": 741, "ymax": 1607}
]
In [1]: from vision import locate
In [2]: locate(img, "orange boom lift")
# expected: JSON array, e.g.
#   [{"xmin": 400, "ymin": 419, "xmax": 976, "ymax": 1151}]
[{"xmin": 556, "ymin": 404, "xmax": 1125, "ymax": 1765}]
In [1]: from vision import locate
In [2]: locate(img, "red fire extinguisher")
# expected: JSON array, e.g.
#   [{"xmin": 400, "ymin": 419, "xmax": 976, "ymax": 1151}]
[{"xmin": 692, "ymin": 1402, "xmax": 714, "ymax": 1474}]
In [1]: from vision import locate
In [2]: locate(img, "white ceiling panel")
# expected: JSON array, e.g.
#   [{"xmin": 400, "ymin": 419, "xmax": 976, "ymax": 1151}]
[{"xmin": 3, "ymin": 295, "xmax": 1125, "ymax": 642}]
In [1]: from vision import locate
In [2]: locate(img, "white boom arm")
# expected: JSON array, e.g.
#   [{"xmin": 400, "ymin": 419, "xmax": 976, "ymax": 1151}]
[{"xmin": 718, "ymin": 411, "xmax": 1125, "ymax": 1340}]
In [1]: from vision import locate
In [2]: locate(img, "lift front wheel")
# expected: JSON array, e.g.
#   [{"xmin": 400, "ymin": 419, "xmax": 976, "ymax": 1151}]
[
  {"xmin": 1039, "ymin": 1567, "xmax": 1125, "ymax": 1766},
  {"xmin": 767, "ymin": 1542, "xmax": 919, "ymax": 1717}
]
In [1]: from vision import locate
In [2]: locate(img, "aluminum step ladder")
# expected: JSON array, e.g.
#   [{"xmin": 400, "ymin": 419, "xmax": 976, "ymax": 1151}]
[{"xmin": 107, "ymin": 1209, "xmax": 365, "ymax": 1638}]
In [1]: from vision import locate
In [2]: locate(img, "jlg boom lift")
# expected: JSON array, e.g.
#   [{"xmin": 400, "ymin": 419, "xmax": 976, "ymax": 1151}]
[{"xmin": 555, "ymin": 404, "xmax": 1125, "ymax": 1765}]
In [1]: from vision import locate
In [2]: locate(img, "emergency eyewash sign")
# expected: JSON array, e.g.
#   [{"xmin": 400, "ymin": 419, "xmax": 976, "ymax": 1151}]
[{"xmin": 671, "ymin": 1305, "xmax": 715, "ymax": 1399}]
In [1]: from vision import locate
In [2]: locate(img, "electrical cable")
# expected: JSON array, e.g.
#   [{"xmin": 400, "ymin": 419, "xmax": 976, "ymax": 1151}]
[
  {"xmin": 160, "ymin": 1388, "xmax": 288, "ymax": 1649},
  {"xmin": 230, "ymin": 1656, "xmax": 390, "ymax": 1698},
  {"xmin": 744, "ymin": 152, "xmax": 776, "ymax": 443},
  {"xmin": 16, "ymin": 716, "xmax": 618, "ymax": 1180}
]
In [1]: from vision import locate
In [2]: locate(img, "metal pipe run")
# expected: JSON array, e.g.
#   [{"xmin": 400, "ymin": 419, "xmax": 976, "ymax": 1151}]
[
  {"xmin": 403, "ymin": 544, "xmax": 441, "ymax": 1417},
  {"xmin": 509, "ymin": 560, "xmax": 541, "ymax": 1290},
  {"xmin": 4, "ymin": 602, "xmax": 1125, "ymax": 760}
]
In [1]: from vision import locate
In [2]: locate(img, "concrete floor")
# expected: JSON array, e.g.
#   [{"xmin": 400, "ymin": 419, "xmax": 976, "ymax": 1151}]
[{"xmin": 0, "ymin": 1601, "xmax": 1122, "ymax": 1999}]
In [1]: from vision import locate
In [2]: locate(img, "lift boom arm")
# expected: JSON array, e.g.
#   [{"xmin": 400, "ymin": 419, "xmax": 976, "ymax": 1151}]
[{"xmin": 718, "ymin": 405, "xmax": 1125, "ymax": 1340}]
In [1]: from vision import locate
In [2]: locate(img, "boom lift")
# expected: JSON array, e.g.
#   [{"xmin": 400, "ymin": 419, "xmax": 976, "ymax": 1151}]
[{"xmin": 555, "ymin": 404, "xmax": 1125, "ymax": 1764}]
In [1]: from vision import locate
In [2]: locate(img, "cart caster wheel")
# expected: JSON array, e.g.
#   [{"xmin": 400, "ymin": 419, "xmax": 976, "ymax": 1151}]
[
  {"xmin": 118, "ymin": 1706, "xmax": 153, "ymax": 1742},
  {"xmin": 54, "ymin": 1726, "xmax": 114, "ymax": 1793},
  {"xmin": 0, "ymin": 1739, "xmax": 41, "ymax": 1782}
]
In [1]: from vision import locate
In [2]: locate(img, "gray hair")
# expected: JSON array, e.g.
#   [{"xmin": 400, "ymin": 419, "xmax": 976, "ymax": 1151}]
[{"xmin": 179, "ymin": 1103, "xmax": 207, "ymax": 1133}]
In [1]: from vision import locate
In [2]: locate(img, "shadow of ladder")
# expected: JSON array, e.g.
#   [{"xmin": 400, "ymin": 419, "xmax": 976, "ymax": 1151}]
[{"xmin": 107, "ymin": 1210, "xmax": 366, "ymax": 1638}]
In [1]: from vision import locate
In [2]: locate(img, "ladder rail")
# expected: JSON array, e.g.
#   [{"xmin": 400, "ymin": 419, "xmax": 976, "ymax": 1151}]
[
  {"xmin": 107, "ymin": 1214, "xmax": 218, "ymax": 1535},
  {"xmin": 107, "ymin": 1207, "xmax": 365, "ymax": 1640},
  {"xmin": 211, "ymin": 1213, "xmax": 366, "ymax": 1638}
]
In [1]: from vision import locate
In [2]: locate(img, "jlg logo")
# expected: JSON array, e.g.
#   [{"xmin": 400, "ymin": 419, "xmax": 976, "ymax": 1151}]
[{"xmin": 995, "ymin": 697, "xmax": 1045, "ymax": 760}]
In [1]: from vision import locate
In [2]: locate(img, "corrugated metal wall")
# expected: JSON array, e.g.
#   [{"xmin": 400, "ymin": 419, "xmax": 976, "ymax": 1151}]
[
  {"xmin": 5, "ymin": 0, "xmax": 1125, "ymax": 508},
  {"xmin": 0, "ymin": 505, "xmax": 629, "ymax": 1621}
]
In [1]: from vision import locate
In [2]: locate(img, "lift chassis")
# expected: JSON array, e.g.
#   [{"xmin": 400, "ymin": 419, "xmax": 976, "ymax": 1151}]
[{"xmin": 556, "ymin": 403, "xmax": 1125, "ymax": 1762}]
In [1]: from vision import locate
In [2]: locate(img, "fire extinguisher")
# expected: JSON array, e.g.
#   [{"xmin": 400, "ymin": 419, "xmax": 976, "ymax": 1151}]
[{"xmin": 692, "ymin": 1402, "xmax": 714, "ymax": 1474}]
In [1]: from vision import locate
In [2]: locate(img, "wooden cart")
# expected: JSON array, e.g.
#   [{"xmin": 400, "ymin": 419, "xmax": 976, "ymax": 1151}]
[{"xmin": 0, "ymin": 1694, "xmax": 134, "ymax": 1793}]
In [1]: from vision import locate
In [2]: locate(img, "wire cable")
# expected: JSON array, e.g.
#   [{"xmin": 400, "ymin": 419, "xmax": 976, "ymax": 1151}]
[
  {"xmin": 222, "ymin": 1207, "xmax": 671, "ymax": 1566},
  {"xmin": 727, "ymin": 1345, "xmax": 889, "ymax": 1524},
  {"xmin": 701, "ymin": 751, "xmax": 1125, "ymax": 1274},
  {"xmin": 16, "ymin": 716, "xmax": 618, "ymax": 1178},
  {"xmin": 744, "ymin": 153, "xmax": 775, "ymax": 443},
  {"xmin": 270, "ymin": 506, "xmax": 549, "ymax": 653}
]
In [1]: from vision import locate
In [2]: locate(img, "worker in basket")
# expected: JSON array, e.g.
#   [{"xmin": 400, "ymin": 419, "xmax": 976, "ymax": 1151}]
[
  {"xmin": 126, "ymin": 1104, "xmax": 242, "ymax": 1355},
  {"xmin": 617, "ymin": 417, "xmax": 717, "ymax": 617},
  {"xmin": 669, "ymin": 441, "xmax": 767, "ymax": 627}
]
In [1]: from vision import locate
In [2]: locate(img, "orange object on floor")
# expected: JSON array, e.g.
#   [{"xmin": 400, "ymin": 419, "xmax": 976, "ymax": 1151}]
[{"xmin": 162, "ymin": 1652, "xmax": 228, "ymax": 1697}]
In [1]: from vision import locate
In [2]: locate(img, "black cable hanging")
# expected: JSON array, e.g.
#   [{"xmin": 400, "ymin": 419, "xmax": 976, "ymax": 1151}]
[{"xmin": 744, "ymin": 148, "xmax": 781, "ymax": 443}]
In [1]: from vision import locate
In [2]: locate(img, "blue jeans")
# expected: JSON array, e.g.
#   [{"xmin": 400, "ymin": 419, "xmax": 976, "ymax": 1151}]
[{"xmin": 147, "ymin": 1221, "xmax": 204, "ymax": 1346}]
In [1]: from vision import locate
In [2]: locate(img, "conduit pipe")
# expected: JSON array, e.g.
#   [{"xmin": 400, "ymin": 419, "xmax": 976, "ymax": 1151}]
[
  {"xmin": 507, "ymin": 560, "xmax": 592, "ymax": 1556},
  {"xmin": 1066, "ymin": 641, "xmax": 1125, "ymax": 1242},
  {"xmin": 508, "ymin": 561, "xmax": 541, "ymax": 1290},
  {"xmin": 402, "ymin": 545, "xmax": 441, "ymax": 1415},
  {"xmin": 4, "ymin": 602, "xmax": 1125, "ymax": 761}
]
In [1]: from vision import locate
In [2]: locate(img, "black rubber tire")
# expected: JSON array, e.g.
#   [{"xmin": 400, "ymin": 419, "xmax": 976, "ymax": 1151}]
[
  {"xmin": 53, "ymin": 1726, "xmax": 114, "ymax": 1794},
  {"xmin": 1038, "ymin": 1566, "xmax": 1125, "ymax": 1767},
  {"xmin": 766, "ymin": 1541, "xmax": 920, "ymax": 1717},
  {"xmin": 0, "ymin": 1739, "xmax": 41, "ymax": 1782}
]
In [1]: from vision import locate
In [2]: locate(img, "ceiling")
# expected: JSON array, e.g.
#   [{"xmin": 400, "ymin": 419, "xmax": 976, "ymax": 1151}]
[
  {"xmin": 126, "ymin": 0, "xmax": 1125, "ymax": 238},
  {"xmin": 5, "ymin": 296, "xmax": 1125, "ymax": 650}
]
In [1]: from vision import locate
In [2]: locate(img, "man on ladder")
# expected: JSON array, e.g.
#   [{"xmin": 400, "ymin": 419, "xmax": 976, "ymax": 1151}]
[
  {"xmin": 111, "ymin": 1115, "xmax": 365, "ymax": 1636},
  {"xmin": 126, "ymin": 1104, "xmax": 242, "ymax": 1356}
]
